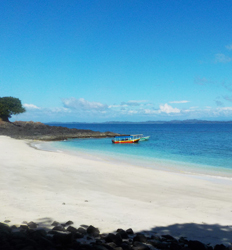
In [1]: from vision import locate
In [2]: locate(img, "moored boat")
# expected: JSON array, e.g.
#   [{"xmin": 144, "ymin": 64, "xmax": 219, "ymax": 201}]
[{"xmin": 112, "ymin": 135, "xmax": 141, "ymax": 144}]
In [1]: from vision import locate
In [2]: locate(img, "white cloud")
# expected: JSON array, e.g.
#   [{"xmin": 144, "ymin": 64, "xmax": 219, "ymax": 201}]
[
  {"xmin": 226, "ymin": 44, "xmax": 232, "ymax": 50},
  {"xmin": 120, "ymin": 100, "xmax": 147, "ymax": 107},
  {"xmin": 108, "ymin": 104, "xmax": 121, "ymax": 108},
  {"xmin": 23, "ymin": 104, "xmax": 41, "ymax": 110},
  {"xmin": 169, "ymin": 100, "xmax": 190, "ymax": 104},
  {"xmin": 16, "ymin": 98, "xmax": 232, "ymax": 122},
  {"xmin": 128, "ymin": 110, "xmax": 138, "ymax": 114},
  {"xmin": 159, "ymin": 104, "xmax": 180, "ymax": 114},
  {"xmin": 143, "ymin": 109, "xmax": 158, "ymax": 114},
  {"xmin": 219, "ymin": 107, "xmax": 232, "ymax": 111},
  {"xmin": 215, "ymin": 53, "xmax": 232, "ymax": 63},
  {"xmin": 62, "ymin": 98, "xmax": 108, "ymax": 110}
]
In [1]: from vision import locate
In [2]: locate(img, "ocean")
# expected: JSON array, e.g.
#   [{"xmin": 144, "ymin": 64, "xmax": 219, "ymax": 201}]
[{"xmin": 40, "ymin": 123, "xmax": 232, "ymax": 178}]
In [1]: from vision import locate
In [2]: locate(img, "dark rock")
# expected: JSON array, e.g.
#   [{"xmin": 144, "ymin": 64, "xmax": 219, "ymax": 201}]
[
  {"xmin": 10, "ymin": 225, "xmax": 18, "ymax": 230},
  {"xmin": 133, "ymin": 234, "xmax": 147, "ymax": 243},
  {"xmin": 0, "ymin": 223, "xmax": 11, "ymax": 233},
  {"xmin": 120, "ymin": 242, "xmax": 133, "ymax": 250},
  {"xmin": 65, "ymin": 220, "xmax": 74, "ymax": 226},
  {"xmin": 11, "ymin": 231, "xmax": 27, "ymax": 240},
  {"xmin": 27, "ymin": 221, "xmax": 37, "ymax": 229},
  {"xmin": 77, "ymin": 227, "xmax": 87, "ymax": 235},
  {"xmin": 47, "ymin": 230, "xmax": 60, "ymax": 235},
  {"xmin": 149, "ymin": 239, "xmax": 170, "ymax": 249},
  {"xmin": 91, "ymin": 244, "xmax": 110, "ymax": 250},
  {"xmin": 52, "ymin": 225, "xmax": 65, "ymax": 231},
  {"xmin": 36, "ymin": 236, "xmax": 54, "ymax": 248},
  {"xmin": 74, "ymin": 232, "xmax": 84, "ymax": 239},
  {"xmin": 79, "ymin": 243, "xmax": 95, "ymax": 250},
  {"xmin": 31, "ymin": 229, "xmax": 47, "ymax": 239},
  {"xmin": 104, "ymin": 242, "xmax": 118, "ymax": 250},
  {"xmin": 179, "ymin": 237, "xmax": 189, "ymax": 245},
  {"xmin": 116, "ymin": 229, "xmax": 129, "ymax": 239},
  {"xmin": 53, "ymin": 232, "xmax": 73, "ymax": 245},
  {"xmin": 87, "ymin": 225, "xmax": 100, "ymax": 237},
  {"xmin": 162, "ymin": 234, "xmax": 177, "ymax": 241},
  {"xmin": 51, "ymin": 221, "xmax": 60, "ymax": 226},
  {"xmin": 4, "ymin": 220, "xmax": 11, "ymax": 223},
  {"xmin": 20, "ymin": 224, "xmax": 29, "ymax": 230},
  {"xmin": 72, "ymin": 240, "xmax": 81, "ymax": 249},
  {"xmin": 21, "ymin": 246, "xmax": 34, "ymax": 250},
  {"xmin": 170, "ymin": 242, "xmax": 183, "ymax": 250},
  {"xmin": 214, "ymin": 244, "xmax": 227, "ymax": 250},
  {"xmin": 126, "ymin": 228, "xmax": 134, "ymax": 235},
  {"xmin": 105, "ymin": 233, "xmax": 122, "ymax": 246},
  {"xmin": 0, "ymin": 220, "xmax": 228, "ymax": 250},
  {"xmin": 188, "ymin": 240, "xmax": 207, "ymax": 250},
  {"xmin": 67, "ymin": 225, "xmax": 78, "ymax": 233},
  {"xmin": 133, "ymin": 241, "xmax": 150, "ymax": 250},
  {"xmin": 96, "ymin": 239, "xmax": 103, "ymax": 244}
]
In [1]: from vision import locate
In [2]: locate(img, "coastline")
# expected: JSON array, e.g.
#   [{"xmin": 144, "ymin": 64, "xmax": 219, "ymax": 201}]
[
  {"xmin": 36, "ymin": 139, "xmax": 232, "ymax": 181},
  {"xmin": 1, "ymin": 135, "xmax": 232, "ymax": 246}
]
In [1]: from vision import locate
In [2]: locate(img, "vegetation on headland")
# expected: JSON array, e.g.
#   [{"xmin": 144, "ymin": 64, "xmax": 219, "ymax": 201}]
[{"xmin": 0, "ymin": 97, "xmax": 25, "ymax": 122}]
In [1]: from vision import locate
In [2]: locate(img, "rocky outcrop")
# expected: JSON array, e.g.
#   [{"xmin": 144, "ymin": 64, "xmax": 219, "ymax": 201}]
[
  {"xmin": 0, "ymin": 220, "xmax": 229, "ymax": 250},
  {"xmin": 0, "ymin": 121, "xmax": 119, "ymax": 141}
]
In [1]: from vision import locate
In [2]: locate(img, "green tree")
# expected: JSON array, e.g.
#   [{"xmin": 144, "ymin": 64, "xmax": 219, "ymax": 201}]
[{"xmin": 0, "ymin": 97, "xmax": 26, "ymax": 122}]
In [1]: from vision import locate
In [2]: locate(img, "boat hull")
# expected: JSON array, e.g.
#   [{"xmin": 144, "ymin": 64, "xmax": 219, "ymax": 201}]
[{"xmin": 112, "ymin": 138, "xmax": 140, "ymax": 144}]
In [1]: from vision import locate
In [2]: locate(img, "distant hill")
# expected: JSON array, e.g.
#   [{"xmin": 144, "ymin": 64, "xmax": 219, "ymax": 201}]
[{"xmin": 47, "ymin": 119, "xmax": 232, "ymax": 125}]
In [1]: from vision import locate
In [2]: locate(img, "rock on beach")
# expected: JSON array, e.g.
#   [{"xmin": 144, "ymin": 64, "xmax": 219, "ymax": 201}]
[{"xmin": 0, "ymin": 221, "xmax": 230, "ymax": 250}]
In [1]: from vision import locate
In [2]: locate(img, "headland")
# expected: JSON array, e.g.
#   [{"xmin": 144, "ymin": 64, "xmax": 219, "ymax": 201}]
[{"xmin": 0, "ymin": 121, "xmax": 119, "ymax": 141}]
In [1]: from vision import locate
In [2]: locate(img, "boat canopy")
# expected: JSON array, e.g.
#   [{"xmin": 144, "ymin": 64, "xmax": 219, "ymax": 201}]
[{"xmin": 113, "ymin": 134, "xmax": 142, "ymax": 141}]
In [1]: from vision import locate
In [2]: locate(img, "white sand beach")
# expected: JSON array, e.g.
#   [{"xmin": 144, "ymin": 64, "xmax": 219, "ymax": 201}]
[{"xmin": 0, "ymin": 135, "xmax": 232, "ymax": 245}]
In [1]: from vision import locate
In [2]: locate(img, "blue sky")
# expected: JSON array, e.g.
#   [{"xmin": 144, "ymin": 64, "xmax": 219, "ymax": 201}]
[{"xmin": 1, "ymin": 0, "xmax": 232, "ymax": 122}]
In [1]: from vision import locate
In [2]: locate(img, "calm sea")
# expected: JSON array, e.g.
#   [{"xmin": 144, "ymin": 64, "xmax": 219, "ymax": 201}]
[{"xmin": 42, "ymin": 123, "xmax": 232, "ymax": 178}]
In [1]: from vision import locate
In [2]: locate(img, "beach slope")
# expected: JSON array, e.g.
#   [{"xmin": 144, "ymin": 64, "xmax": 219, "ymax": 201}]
[{"xmin": 0, "ymin": 136, "xmax": 232, "ymax": 245}]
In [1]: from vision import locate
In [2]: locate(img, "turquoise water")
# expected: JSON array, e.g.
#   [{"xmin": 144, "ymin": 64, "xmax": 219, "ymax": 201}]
[{"xmin": 46, "ymin": 123, "xmax": 232, "ymax": 178}]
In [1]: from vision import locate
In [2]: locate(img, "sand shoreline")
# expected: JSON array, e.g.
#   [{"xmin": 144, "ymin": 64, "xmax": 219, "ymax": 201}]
[
  {"xmin": 32, "ymin": 139, "xmax": 232, "ymax": 182},
  {"xmin": 0, "ymin": 135, "xmax": 232, "ymax": 246}
]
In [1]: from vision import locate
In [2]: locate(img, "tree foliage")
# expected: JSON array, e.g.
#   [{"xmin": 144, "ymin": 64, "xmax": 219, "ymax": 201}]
[{"xmin": 0, "ymin": 97, "xmax": 26, "ymax": 121}]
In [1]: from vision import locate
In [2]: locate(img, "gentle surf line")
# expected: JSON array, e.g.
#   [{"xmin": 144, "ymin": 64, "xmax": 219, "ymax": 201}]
[{"xmin": 32, "ymin": 139, "xmax": 232, "ymax": 181}]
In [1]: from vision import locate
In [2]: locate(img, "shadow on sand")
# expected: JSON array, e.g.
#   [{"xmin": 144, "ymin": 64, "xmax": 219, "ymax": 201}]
[{"xmin": 29, "ymin": 218, "xmax": 232, "ymax": 247}]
